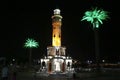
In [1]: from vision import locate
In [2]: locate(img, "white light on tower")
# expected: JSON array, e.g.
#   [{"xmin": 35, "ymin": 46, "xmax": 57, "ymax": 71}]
[{"xmin": 54, "ymin": 9, "xmax": 60, "ymax": 14}]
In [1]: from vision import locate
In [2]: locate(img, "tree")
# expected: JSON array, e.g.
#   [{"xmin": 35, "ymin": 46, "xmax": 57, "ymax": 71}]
[
  {"xmin": 81, "ymin": 7, "xmax": 109, "ymax": 71},
  {"xmin": 24, "ymin": 38, "xmax": 39, "ymax": 67}
]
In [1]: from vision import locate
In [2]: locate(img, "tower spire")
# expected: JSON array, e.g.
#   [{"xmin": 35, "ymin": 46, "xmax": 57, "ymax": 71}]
[{"xmin": 52, "ymin": 9, "xmax": 62, "ymax": 47}]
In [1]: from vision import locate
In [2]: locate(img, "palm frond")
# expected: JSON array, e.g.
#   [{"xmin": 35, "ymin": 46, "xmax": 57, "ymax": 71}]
[
  {"xmin": 81, "ymin": 7, "xmax": 109, "ymax": 29},
  {"xmin": 24, "ymin": 38, "xmax": 39, "ymax": 48}
]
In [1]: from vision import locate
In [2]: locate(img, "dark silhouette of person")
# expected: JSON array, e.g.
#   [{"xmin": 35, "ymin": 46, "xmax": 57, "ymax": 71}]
[
  {"xmin": 1, "ymin": 64, "xmax": 9, "ymax": 80},
  {"xmin": 11, "ymin": 64, "xmax": 17, "ymax": 80}
]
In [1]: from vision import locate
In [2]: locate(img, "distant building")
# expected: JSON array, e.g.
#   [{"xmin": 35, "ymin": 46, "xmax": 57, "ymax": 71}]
[{"xmin": 40, "ymin": 9, "xmax": 73, "ymax": 74}]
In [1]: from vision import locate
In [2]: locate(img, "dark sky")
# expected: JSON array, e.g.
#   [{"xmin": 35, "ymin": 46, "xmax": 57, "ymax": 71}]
[{"xmin": 0, "ymin": 0, "xmax": 119, "ymax": 63}]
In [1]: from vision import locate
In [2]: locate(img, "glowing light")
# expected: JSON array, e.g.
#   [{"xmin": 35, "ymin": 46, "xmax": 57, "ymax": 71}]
[
  {"xmin": 54, "ymin": 9, "xmax": 60, "ymax": 14},
  {"xmin": 81, "ymin": 7, "xmax": 109, "ymax": 29},
  {"xmin": 24, "ymin": 38, "xmax": 39, "ymax": 48},
  {"xmin": 55, "ymin": 61, "xmax": 61, "ymax": 71},
  {"xmin": 53, "ymin": 37, "xmax": 61, "ymax": 47}
]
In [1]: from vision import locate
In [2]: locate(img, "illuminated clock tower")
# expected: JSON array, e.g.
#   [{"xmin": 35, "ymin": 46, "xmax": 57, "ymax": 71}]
[
  {"xmin": 52, "ymin": 9, "xmax": 62, "ymax": 47},
  {"xmin": 40, "ymin": 9, "xmax": 73, "ymax": 74},
  {"xmin": 47, "ymin": 9, "xmax": 66, "ymax": 56}
]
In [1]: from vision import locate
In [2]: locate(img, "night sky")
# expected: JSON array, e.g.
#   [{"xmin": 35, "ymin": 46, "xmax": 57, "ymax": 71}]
[{"xmin": 0, "ymin": 0, "xmax": 119, "ymax": 63}]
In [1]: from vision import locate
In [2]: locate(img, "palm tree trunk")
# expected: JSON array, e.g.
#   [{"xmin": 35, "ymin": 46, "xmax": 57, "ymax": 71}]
[
  {"xmin": 93, "ymin": 23, "xmax": 100, "ymax": 71},
  {"xmin": 29, "ymin": 48, "xmax": 32, "ymax": 68}
]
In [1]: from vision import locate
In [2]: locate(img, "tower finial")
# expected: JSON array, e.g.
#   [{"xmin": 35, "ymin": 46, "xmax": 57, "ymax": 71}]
[{"xmin": 54, "ymin": 9, "xmax": 60, "ymax": 15}]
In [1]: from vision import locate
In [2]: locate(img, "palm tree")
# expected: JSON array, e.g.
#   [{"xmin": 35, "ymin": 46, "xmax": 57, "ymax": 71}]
[
  {"xmin": 81, "ymin": 7, "xmax": 109, "ymax": 71},
  {"xmin": 24, "ymin": 38, "xmax": 39, "ymax": 67}
]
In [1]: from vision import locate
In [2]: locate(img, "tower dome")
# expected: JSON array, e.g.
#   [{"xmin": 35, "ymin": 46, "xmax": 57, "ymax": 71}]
[{"xmin": 54, "ymin": 9, "xmax": 61, "ymax": 14}]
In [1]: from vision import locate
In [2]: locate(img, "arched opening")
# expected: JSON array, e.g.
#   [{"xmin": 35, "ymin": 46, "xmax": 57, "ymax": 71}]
[
  {"xmin": 54, "ymin": 61, "xmax": 61, "ymax": 71},
  {"xmin": 42, "ymin": 61, "xmax": 46, "ymax": 69}
]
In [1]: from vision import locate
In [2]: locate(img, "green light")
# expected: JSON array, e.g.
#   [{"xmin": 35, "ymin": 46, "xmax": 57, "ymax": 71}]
[
  {"xmin": 81, "ymin": 7, "xmax": 109, "ymax": 29},
  {"xmin": 24, "ymin": 38, "xmax": 39, "ymax": 48}
]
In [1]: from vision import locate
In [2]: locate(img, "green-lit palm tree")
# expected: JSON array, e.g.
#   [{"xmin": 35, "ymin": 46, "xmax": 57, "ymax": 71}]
[
  {"xmin": 24, "ymin": 38, "xmax": 39, "ymax": 67},
  {"xmin": 81, "ymin": 7, "xmax": 109, "ymax": 70}
]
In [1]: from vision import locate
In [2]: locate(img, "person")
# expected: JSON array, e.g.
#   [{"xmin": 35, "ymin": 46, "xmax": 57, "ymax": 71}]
[
  {"xmin": 1, "ymin": 64, "xmax": 9, "ymax": 80},
  {"xmin": 73, "ymin": 72, "xmax": 76, "ymax": 79},
  {"xmin": 12, "ymin": 71, "xmax": 17, "ymax": 80},
  {"xmin": 11, "ymin": 64, "xmax": 17, "ymax": 80}
]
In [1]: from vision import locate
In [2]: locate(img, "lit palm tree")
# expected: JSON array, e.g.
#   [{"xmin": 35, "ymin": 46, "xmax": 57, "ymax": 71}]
[
  {"xmin": 24, "ymin": 38, "xmax": 39, "ymax": 67},
  {"xmin": 81, "ymin": 7, "xmax": 109, "ymax": 70}
]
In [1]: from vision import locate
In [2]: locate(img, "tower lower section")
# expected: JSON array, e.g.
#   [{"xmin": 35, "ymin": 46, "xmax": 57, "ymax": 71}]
[{"xmin": 40, "ymin": 46, "xmax": 73, "ymax": 74}]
